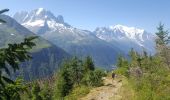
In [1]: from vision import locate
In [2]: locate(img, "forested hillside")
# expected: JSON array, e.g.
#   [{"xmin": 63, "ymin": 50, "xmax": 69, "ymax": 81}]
[{"xmin": 0, "ymin": 13, "xmax": 69, "ymax": 80}]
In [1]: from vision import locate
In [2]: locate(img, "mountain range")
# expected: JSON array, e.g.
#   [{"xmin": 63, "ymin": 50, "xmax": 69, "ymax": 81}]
[
  {"xmin": 13, "ymin": 8, "xmax": 124, "ymax": 69},
  {"xmin": 0, "ymin": 8, "xmax": 156, "ymax": 79},
  {"xmin": 94, "ymin": 25, "xmax": 155, "ymax": 54},
  {"xmin": 13, "ymin": 8, "xmax": 156, "ymax": 67},
  {"xmin": 0, "ymin": 14, "xmax": 69, "ymax": 80}
]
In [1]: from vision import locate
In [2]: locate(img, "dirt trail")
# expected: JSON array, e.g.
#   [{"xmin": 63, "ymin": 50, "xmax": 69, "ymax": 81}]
[{"xmin": 80, "ymin": 76, "xmax": 122, "ymax": 100}]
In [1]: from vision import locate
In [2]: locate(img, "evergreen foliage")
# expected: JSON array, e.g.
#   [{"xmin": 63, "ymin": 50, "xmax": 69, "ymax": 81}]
[
  {"xmin": 155, "ymin": 23, "xmax": 170, "ymax": 67},
  {"xmin": 155, "ymin": 23, "xmax": 170, "ymax": 45},
  {"xmin": 69, "ymin": 57, "xmax": 83, "ymax": 85},
  {"xmin": 83, "ymin": 56, "xmax": 95, "ymax": 71},
  {"xmin": 1, "ymin": 78, "xmax": 26, "ymax": 100},
  {"xmin": 31, "ymin": 82, "xmax": 42, "ymax": 100},
  {"xmin": 0, "ymin": 9, "xmax": 37, "ymax": 99},
  {"xmin": 39, "ymin": 83, "xmax": 52, "ymax": 100},
  {"xmin": 54, "ymin": 60, "xmax": 74, "ymax": 99},
  {"xmin": 54, "ymin": 56, "xmax": 105, "ymax": 99},
  {"xmin": 114, "ymin": 23, "xmax": 170, "ymax": 100},
  {"xmin": 0, "ymin": 36, "xmax": 37, "ymax": 99}
]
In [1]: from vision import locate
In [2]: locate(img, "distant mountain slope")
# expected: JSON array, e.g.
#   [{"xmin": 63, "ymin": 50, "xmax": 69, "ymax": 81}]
[
  {"xmin": 0, "ymin": 15, "xmax": 69, "ymax": 80},
  {"xmin": 13, "ymin": 8, "xmax": 123, "ymax": 69},
  {"xmin": 13, "ymin": 8, "xmax": 156, "ymax": 69},
  {"xmin": 94, "ymin": 25, "xmax": 156, "ymax": 54}
]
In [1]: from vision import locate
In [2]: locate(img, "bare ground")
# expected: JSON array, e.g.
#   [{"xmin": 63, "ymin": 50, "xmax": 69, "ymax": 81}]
[{"xmin": 80, "ymin": 76, "xmax": 122, "ymax": 100}]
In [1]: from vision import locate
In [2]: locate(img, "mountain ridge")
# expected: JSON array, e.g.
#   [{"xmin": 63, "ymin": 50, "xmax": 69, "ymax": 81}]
[
  {"xmin": 94, "ymin": 25, "xmax": 155, "ymax": 54},
  {"xmin": 13, "ymin": 8, "xmax": 155, "ymax": 43},
  {"xmin": 0, "ymin": 14, "xmax": 70, "ymax": 80},
  {"xmin": 13, "ymin": 8, "xmax": 156, "ymax": 68}
]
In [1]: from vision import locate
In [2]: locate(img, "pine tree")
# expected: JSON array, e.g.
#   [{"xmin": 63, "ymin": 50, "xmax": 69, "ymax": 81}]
[
  {"xmin": 54, "ymin": 60, "xmax": 73, "ymax": 99},
  {"xmin": 116, "ymin": 55, "xmax": 128, "ymax": 68},
  {"xmin": 129, "ymin": 48, "xmax": 139, "ymax": 67},
  {"xmin": 70, "ymin": 57, "xmax": 83, "ymax": 85},
  {"xmin": 156, "ymin": 23, "xmax": 170, "ymax": 45},
  {"xmin": 0, "ymin": 9, "xmax": 37, "ymax": 99},
  {"xmin": 3, "ymin": 78, "xmax": 26, "ymax": 100},
  {"xmin": 40, "ymin": 83, "xmax": 52, "ymax": 100},
  {"xmin": 83, "ymin": 56, "xmax": 95, "ymax": 71},
  {"xmin": 155, "ymin": 23, "xmax": 170, "ymax": 67},
  {"xmin": 31, "ymin": 82, "xmax": 42, "ymax": 100}
]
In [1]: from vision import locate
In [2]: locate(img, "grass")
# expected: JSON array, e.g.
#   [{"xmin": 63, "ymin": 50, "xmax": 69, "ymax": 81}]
[
  {"xmin": 109, "ymin": 76, "xmax": 136, "ymax": 100},
  {"xmin": 119, "ymin": 76, "xmax": 136, "ymax": 100},
  {"xmin": 0, "ymin": 27, "xmax": 52, "ymax": 52},
  {"xmin": 64, "ymin": 85, "xmax": 90, "ymax": 100}
]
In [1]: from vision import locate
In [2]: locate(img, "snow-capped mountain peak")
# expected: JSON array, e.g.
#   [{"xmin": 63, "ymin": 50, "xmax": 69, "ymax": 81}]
[
  {"xmin": 94, "ymin": 24, "xmax": 155, "ymax": 54},
  {"xmin": 11, "ymin": 8, "xmax": 156, "ymax": 66},
  {"xmin": 95, "ymin": 24, "xmax": 148, "ymax": 42},
  {"xmin": 36, "ymin": 8, "xmax": 45, "ymax": 15},
  {"xmin": 13, "ymin": 8, "xmax": 71, "ymax": 34},
  {"xmin": 109, "ymin": 25, "xmax": 145, "ymax": 40},
  {"xmin": 110, "ymin": 24, "xmax": 144, "ymax": 34}
]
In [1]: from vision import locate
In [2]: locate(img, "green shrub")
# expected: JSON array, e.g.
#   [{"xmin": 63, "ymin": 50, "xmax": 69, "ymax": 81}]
[
  {"xmin": 64, "ymin": 85, "xmax": 90, "ymax": 100},
  {"xmin": 113, "ymin": 67, "xmax": 129, "ymax": 77},
  {"xmin": 39, "ymin": 84, "xmax": 52, "ymax": 100},
  {"xmin": 82, "ymin": 69, "xmax": 105, "ymax": 87}
]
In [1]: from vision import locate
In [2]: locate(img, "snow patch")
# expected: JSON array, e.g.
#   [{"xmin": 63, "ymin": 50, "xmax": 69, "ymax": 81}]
[
  {"xmin": 45, "ymin": 15, "xmax": 47, "ymax": 18},
  {"xmin": 23, "ymin": 14, "xmax": 29, "ymax": 22},
  {"xmin": 10, "ymin": 33, "xmax": 15, "ymax": 36},
  {"xmin": 22, "ymin": 20, "xmax": 45, "ymax": 27},
  {"xmin": 36, "ymin": 8, "xmax": 44, "ymax": 15},
  {"xmin": 109, "ymin": 25, "xmax": 144, "ymax": 40},
  {"xmin": 47, "ymin": 20, "xmax": 64, "ymax": 29}
]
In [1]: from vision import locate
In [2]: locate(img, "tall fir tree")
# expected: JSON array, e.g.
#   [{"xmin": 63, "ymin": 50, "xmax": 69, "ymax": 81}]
[
  {"xmin": 54, "ymin": 60, "xmax": 74, "ymax": 99},
  {"xmin": 83, "ymin": 56, "xmax": 95, "ymax": 71},
  {"xmin": 156, "ymin": 23, "xmax": 170, "ymax": 45},
  {"xmin": 155, "ymin": 23, "xmax": 170, "ymax": 67},
  {"xmin": 70, "ymin": 57, "xmax": 83, "ymax": 85}
]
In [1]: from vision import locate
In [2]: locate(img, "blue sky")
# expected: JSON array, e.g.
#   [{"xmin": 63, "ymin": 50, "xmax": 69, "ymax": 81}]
[{"xmin": 0, "ymin": 0, "xmax": 170, "ymax": 33}]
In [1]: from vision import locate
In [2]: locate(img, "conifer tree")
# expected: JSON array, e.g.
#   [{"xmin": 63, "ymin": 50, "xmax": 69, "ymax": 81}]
[
  {"xmin": 83, "ymin": 56, "xmax": 95, "ymax": 71},
  {"xmin": 70, "ymin": 57, "xmax": 83, "ymax": 85},
  {"xmin": 31, "ymin": 82, "xmax": 42, "ymax": 100},
  {"xmin": 0, "ymin": 9, "xmax": 37, "ymax": 99},
  {"xmin": 156, "ymin": 23, "xmax": 170, "ymax": 45},
  {"xmin": 117, "ymin": 55, "xmax": 128, "ymax": 68},
  {"xmin": 54, "ymin": 60, "xmax": 73, "ymax": 99},
  {"xmin": 40, "ymin": 86, "xmax": 52, "ymax": 100},
  {"xmin": 129, "ymin": 48, "xmax": 139, "ymax": 67},
  {"xmin": 155, "ymin": 23, "xmax": 170, "ymax": 67}
]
